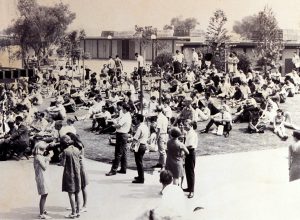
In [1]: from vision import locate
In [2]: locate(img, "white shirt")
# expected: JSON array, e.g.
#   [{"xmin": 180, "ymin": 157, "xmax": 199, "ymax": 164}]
[
  {"xmin": 186, "ymin": 71, "xmax": 195, "ymax": 82},
  {"xmin": 174, "ymin": 53, "xmax": 184, "ymax": 63},
  {"xmin": 60, "ymin": 125, "xmax": 76, "ymax": 136},
  {"xmin": 137, "ymin": 55, "xmax": 144, "ymax": 68},
  {"xmin": 89, "ymin": 101, "xmax": 105, "ymax": 115},
  {"xmin": 94, "ymin": 110, "xmax": 111, "ymax": 119},
  {"xmin": 185, "ymin": 129, "xmax": 198, "ymax": 149},
  {"xmin": 156, "ymin": 112, "xmax": 169, "ymax": 134},
  {"xmin": 108, "ymin": 58, "xmax": 116, "ymax": 69},
  {"xmin": 133, "ymin": 122, "xmax": 149, "ymax": 145},
  {"xmin": 163, "ymin": 105, "xmax": 172, "ymax": 119},
  {"xmin": 193, "ymin": 107, "xmax": 210, "ymax": 121},
  {"xmin": 116, "ymin": 112, "xmax": 132, "ymax": 133},
  {"xmin": 192, "ymin": 51, "xmax": 198, "ymax": 62}
]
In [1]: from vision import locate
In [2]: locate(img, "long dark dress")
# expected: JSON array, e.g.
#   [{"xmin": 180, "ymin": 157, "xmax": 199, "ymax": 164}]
[
  {"xmin": 166, "ymin": 139, "xmax": 185, "ymax": 179},
  {"xmin": 62, "ymin": 145, "xmax": 81, "ymax": 193},
  {"xmin": 289, "ymin": 142, "xmax": 300, "ymax": 182}
]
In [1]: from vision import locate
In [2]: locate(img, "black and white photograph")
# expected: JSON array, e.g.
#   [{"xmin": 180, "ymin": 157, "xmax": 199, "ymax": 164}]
[{"xmin": 1, "ymin": 0, "xmax": 300, "ymax": 219}]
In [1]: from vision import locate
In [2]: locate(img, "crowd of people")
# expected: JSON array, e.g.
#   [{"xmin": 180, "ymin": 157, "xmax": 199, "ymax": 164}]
[{"xmin": 1, "ymin": 48, "xmax": 300, "ymax": 219}]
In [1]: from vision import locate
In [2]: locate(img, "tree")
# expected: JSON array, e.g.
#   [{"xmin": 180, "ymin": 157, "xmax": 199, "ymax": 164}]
[
  {"xmin": 57, "ymin": 30, "xmax": 86, "ymax": 65},
  {"xmin": 206, "ymin": 9, "xmax": 230, "ymax": 52},
  {"xmin": 232, "ymin": 15, "xmax": 259, "ymax": 40},
  {"xmin": 164, "ymin": 16, "xmax": 199, "ymax": 36},
  {"xmin": 134, "ymin": 25, "xmax": 157, "ymax": 60},
  {"xmin": 206, "ymin": 9, "xmax": 230, "ymax": 71},
  {"xmin": 5, "ymin": 0, "xmax": 75, "ymax": 67},
  {"xmin": 254, "ymin": 6, "xmax": 283, "ymax": 73}
]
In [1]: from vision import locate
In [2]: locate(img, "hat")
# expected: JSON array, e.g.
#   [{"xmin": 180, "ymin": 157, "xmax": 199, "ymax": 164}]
[{"xmin": 170, "ymin": 127, "xmax": 182, "ymax": 138}]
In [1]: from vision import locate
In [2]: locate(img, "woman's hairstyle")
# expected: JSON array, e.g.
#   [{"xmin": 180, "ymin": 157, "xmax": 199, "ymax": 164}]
[
  {"xmin": 33, "ymin": 141, "xmax": 48, "ymax": 156},
  {"xmin": 190, "ymin": 121, "xmax": 197, "ymax": 130},
  {"xmin": 160, "ymin": 170, "xmax": 173, "ymax": 186},
  {"xmin": 293, "ymin": 130, "xmax": 300, "ymax": 140},
  {"xmin": 66, "ymin": 132, "xmax": 83, "ymax": 150},
  {"xmin": 169, "ymin": 127, "xmax": 182, "ymax": 138}
]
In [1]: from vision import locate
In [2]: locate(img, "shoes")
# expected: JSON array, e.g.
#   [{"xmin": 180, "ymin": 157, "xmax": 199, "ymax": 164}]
[
  {"xmin": 105, "ymin": 171, "xmax": 116, "ymax": 176},
  {"xmin": 151, "ymin": 164, "xmax": 163, "ymax": 169},
  {"xmin": 223, "ymin": 132, "xmax": 229, "ymax": 138},
  {"xmin": 281, "ymin": 136, "xmax": 288, "ymax": 141},
  {"xmin": 39, "ymin": 214, "xmax": 52, "ymax": 219},
  {"xmin": 182, "ymin": 188, "xmax": 190, "ymax": 192},
  {"xmin": 64, "ymin": 213, "xmax": 77, "ymax": 219},
  {"xmin": 117, "ymin": 170, "xmax": 126, "ymax": 174},
  {"xmin": 199, "ymin": 129, "xmax": 208, "ymax": 134},
  {"xmin": 132, "ymin": 179, "xmax": 144, "ymax": 184},
  {"xmin": 188, "ymin": 192, "xmax": 194, "ymax": 199}
]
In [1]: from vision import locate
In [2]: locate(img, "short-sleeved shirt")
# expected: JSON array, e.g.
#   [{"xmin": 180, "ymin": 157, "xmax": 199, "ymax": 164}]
[
  {"xmin": 137, "ymin": 55, "xmax": 144, "ymax": 68},
  {"xmin": 116, "ymin": 112, "xmax": 132, "ymax": 133},
  {"xmin": 133, "ymin": 123, "xmax": 149, "ymax": 145},
  {"xmin": 157, "ymin": 112, "xmax": 168, "ymax": 134}
]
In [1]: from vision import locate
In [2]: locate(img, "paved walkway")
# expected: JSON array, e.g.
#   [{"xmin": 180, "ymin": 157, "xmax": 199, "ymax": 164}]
[{"xmin": 0, "ymin": 147, "xmax": 299, "ymax": 220}]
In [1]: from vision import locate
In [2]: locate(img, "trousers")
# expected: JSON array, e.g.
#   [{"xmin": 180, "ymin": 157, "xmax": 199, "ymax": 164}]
[
  {"xmin": 185, "ymin": 148, "xmax": 196, "ymax": 192},
  {"xmin": 134, "ymin": 144, "xmax": 147, "ymax": 180},
  {"xmin": 111, "ymin": 132, "xmax": 128, "ymax": 172}
]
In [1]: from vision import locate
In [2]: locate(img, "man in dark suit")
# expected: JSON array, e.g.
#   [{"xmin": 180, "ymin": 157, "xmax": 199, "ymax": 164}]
[{"xmin": 5, "ymin": 116, "xmax": 30, "ymax": 160}]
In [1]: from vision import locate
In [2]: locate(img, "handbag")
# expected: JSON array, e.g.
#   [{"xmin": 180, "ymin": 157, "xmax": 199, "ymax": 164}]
[{"xmin": 216, "ymin": 125, "xmax": 224, "ymax": 136}]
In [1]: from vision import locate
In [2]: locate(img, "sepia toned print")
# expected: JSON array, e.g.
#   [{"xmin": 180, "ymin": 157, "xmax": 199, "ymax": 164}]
[{"xmin": 1, "ymin": 0, "xmax": 300, "ymax": 219}]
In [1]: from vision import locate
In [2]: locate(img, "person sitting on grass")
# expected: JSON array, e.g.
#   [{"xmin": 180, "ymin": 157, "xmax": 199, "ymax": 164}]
[
  {"xmin": 46, "ymin": 100, "xmax": 66, "ymax": 121},
  {"xmin": 273, "ymin": 109, "xmax": 289, "ymax": 141},
  {"xmin": 93, "ymin": 106, "xmax": 112, "ymax": 134},
  {"xmin": 200, "ymin": 105, "xmax": 232, "ymax": 137}
]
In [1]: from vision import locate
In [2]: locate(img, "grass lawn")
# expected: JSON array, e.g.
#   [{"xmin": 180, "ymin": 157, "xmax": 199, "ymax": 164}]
[{"xmin": 71, "ymin": 94, "xmax": 300, "ymax": 171}]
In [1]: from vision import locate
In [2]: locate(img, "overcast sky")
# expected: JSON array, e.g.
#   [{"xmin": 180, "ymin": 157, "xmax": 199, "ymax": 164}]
[{"xmin": 1, "ymin": 0, "xmax": 300, "ymax": 36}]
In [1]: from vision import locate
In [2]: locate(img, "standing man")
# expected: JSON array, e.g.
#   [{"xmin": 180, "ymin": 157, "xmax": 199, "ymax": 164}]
[
  {"xmin": 106, "ymin": 103, "xmax": 132, "ymax": 176},
  {"xmin": 131, "ymin": 114, "xmax": 149, "ymax": 184},
  {"xmin": 183, "ymin": 120, "xmax": 198, "ymax": 198},
  {"xmin": 115, "ymin": 55, "xmax": 123, "ymax": 72},
  {"xmin": 108, "ymin": 56, "xmax": 116, "ymax": 83},
  {"xmin": 135, "ymin": 52, "xmax": 145, "ymax": 113},
  {"xmin": 115, "ymin": 55, "xmax": 123, "ymax": 81},
  {"xmin": 191, "ymin": 48, "xmax": 198, "ymax": 70},
  {"xmin": 135, "ymin": 52, "xmax": 144, "ymax": 74},
  {"xmin": 152, "ymin": 105, "xmax": 169, "ymax": 169},
  {"xmin": 173, "ymin": 50, "xmax": 184, "ymax": 74},
  {"xmin": 292, "ymin": 51, "xmax": 300, "ymax": 71}
]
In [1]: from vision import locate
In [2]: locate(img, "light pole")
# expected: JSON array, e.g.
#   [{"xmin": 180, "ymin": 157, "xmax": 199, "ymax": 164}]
[
  {"xmin": 107, "ymin": 35, "xmax": 112, "ymax": 57},
  {"xmin": 151, "ymin": 34, "xmax": 157, "ymax": 62}
]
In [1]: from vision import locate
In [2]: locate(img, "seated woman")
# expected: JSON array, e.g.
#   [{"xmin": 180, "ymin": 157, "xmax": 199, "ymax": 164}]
[
  {"xmin": 273, "ymin": 109, "xmax": 288, "ymax": 141},
  {"xmin": 47, "ymin": 100, "xmax": 67, "ymax": 120},
  {"xmin": 63, "ymin": 95, "xmax": 76, "ymax": 113}
]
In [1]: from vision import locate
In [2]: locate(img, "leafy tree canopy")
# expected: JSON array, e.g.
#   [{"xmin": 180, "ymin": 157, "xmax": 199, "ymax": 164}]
[
  {"xmin": 164, "ymin": 16, "xmax": 199, "ymax": 36},
  {"xmin": 206, "ymin": 9, "xmax": 230, "ymax": 52},
  {"xmin": 5, "ymin": 0, "xmax": 76, "ymax": 65}
]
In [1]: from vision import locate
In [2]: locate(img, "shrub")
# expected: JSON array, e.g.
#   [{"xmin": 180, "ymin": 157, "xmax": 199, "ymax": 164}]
[
  {"xmin": 152, "ymin": 52, "xmax": 173, "ymax": 68},
  {"xmin": 237, "ymin": 53, "xmax": 252, "ymax": 73}
]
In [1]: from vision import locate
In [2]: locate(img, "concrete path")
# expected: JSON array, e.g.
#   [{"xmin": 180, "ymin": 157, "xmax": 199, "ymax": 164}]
[{"xmin": 0, "ymin": 147, "xmax": 299, "ymax": 220}]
